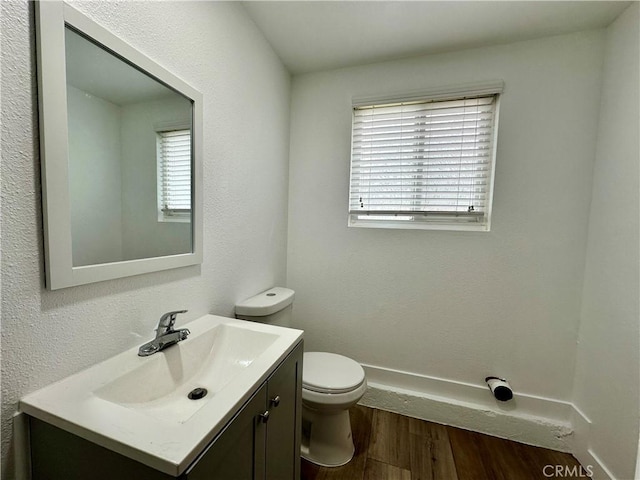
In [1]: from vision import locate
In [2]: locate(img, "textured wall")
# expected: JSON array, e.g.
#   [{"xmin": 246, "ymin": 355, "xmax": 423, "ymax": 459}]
[
  {"xmin": 572, "ymin": 4, "xmax": 640, "ymax": 479},
  {"xmin": 0, "ymin": 1, "xmax": 290, "ymax": 476},
  {"xmin": 287, "ymin": 31, "xmax": 604, "ymax": 402}
]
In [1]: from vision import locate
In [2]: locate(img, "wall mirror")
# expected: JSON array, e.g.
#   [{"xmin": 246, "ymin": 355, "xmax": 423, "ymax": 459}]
[{"xmin": 35, "ymin": 2, "xmax": 203, "ymax": 290}]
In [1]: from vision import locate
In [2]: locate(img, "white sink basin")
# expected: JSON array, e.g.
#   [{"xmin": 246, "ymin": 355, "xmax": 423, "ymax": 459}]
[
  {"xmin": 20, "ymin": 315, "xmax": 303, "ymax": 476},
  {"xmin": 95, "ymin": 324, "xmax": 279, "ymax": 423}
]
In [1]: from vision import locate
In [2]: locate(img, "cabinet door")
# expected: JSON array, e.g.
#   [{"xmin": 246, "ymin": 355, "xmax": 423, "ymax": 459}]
[
  {"xmin": 29, "ymin": 418, "xmax": 174, "ymax": 480},
  {"xmin": 186, "ymin": 386, "xmax": 267, "ymax": 480},
  {"xmin": 265, "ymin": 344, "xmax": 302, "ymax": 480}
]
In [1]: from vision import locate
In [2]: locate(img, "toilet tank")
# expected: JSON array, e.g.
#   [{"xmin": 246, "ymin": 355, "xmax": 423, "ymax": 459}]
[{"xmin": 235, "ymin": 287, "xmax": 295, "ymax": 328}]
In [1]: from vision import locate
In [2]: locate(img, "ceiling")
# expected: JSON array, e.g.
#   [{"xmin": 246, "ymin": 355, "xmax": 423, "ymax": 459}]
[
  {"xmin": 242, "ymin": 1, "xmax": 631, "ymax": 75},
  {"xmin": 65, "ymin": 27, "xmax": 176, "ymax": 105}
]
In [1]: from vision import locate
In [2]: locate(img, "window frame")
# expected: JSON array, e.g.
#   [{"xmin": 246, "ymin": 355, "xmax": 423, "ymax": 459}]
[{"xmin": 348, "ymin": 81, "xmax": 503, "ymax": 232}]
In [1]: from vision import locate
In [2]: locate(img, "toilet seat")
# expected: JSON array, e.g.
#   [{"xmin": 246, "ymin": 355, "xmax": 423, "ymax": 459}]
[{"xmin": 303, "ymin": 352, "xmax": 365, "ymax": 394}]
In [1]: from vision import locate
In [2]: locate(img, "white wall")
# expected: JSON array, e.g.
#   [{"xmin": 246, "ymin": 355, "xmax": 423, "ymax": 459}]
[
  {"xmin": 0, "ymin": 1, "xmax": 290, "ymax": 477},
  {"xmin": 67, "ymin": 85, "xmax": 124, "ymax": 266},
  {"xmin": 120, "ymin": 95, "xmax": 192, "ymax": 261},
  {"xmin": 571, "ymin": 4, "xmax": 640, "ymax": 479},
  {"xmin": 287, "ymin": 31, "xmax": 604, "ymax": 414},
  {"xmin": 2, "ymin": 0, "xmax": 637, "ymax": 476}
]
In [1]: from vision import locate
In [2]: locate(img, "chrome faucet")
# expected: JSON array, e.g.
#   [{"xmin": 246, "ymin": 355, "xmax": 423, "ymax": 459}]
[{"xmin": 138, "ymin": 310, "xmax": 190, "ymax": 356}]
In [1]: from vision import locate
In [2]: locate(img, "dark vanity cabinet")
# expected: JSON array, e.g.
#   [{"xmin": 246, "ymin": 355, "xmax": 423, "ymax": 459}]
[
  {"xmin": 29, "ymin": 342, "xmax": 303, "ymax": 480},
  {"xmin": 186, "ymin": 342, "xmax": 302, "ymax": 480}
]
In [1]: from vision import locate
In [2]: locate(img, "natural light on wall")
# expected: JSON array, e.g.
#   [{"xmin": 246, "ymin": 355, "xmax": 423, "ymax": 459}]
[{"xmin": 348, "ymin": 83, "xmax": 502, "ymax": 231}]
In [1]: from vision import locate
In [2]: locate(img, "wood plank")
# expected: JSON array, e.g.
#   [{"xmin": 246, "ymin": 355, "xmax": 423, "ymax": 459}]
[
  {"xmin": 506, "ymin": 441, "xmax": 557, "ymax": 478},
  {"xmin": 363, "ymin": 459, "xmax": 412, "ymax": 480},
  {"xmin": 509, "ymin": 441, "xmax": 573, "ymax": 478},
  {"xmin": 407, "ymin": 419, "xmax": 458, "ymax": 480},
  {"xmin": 449, "ymin": 426, "xmax": 591, "ymax": 480},
  {"xmin": 301, "ymin": 459, "xmax": 321, "ymax": 480},
  {"xmin": 368, "ymin": 409, "xmax": 412, "ymax": 469},
  {"xmin": 306, "ymin": 407, "xmax": 591, "ymax": 480},
  {"xmin": 476, "ymin": 432, "xmax": 532, "ymax": 480},
  {"xmin": 480, "ymin": 435, "xmax": 590, "ymax": 480},
  {"xmin": 447, "ymin": 426, "xmax": 493, "ymax": 480}
]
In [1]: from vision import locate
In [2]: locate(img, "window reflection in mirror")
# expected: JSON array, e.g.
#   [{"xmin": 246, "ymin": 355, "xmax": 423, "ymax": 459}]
[{"xmin": 65, "ymin": 27, "xmax": 193, "ymax": 267}]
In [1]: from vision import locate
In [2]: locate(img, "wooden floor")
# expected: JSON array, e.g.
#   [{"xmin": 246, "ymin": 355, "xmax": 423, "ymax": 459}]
[{"xmin": 301, "ymin": 406, "xmax": 588, "ymax": 480}]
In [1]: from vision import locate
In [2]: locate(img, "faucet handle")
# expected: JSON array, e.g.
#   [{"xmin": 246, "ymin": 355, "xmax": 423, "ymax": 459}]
[{"xmin": 156, "ymin": 309, "xmax": 188, "ymax": 334}]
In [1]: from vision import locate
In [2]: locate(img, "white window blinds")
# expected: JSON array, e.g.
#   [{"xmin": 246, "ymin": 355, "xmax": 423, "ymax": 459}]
[
  {"xmin": 158, "ymin": 129, "xmax": 191, "ymax": 218},
  {"xmin": 349, "ymin": 94, "xmax": 498, "ymax": 228}
]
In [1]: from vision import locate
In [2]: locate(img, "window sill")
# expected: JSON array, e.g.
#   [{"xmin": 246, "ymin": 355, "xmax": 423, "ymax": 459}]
[
  {"xmin": 347, "ymin": 217, "xmax": 490, "ymax": 232},
  {"xmin": 158, "ymin": 214, "xmax": 191, "ymax": 224}
]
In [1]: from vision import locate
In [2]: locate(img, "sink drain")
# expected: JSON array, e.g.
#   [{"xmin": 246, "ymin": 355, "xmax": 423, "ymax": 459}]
[{"xmin": 188, "ymin": 387, "xmax": 208, "ymax": 400}]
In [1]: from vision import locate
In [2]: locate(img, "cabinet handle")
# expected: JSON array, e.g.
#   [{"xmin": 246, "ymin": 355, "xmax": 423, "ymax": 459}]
[
  {"xmin": 259, "ymin": 410, "xmax": 270, "ymax": 423},
  {"xmin": 270, "ymin": 395, "xmax": 281, "ymax": 407}
]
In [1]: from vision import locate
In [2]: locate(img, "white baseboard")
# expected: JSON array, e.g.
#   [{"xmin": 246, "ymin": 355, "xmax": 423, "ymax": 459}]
[
  {"xmin": 577, "ymin": 449, "xmax": 616, "ymax": 480},
  {"xmin": 570, "ymin": 406, "xmax": 616, "ymax": 480},
  {"xmin": 359, "ymin": 364, "xmax": 574, "ymax": 452}
]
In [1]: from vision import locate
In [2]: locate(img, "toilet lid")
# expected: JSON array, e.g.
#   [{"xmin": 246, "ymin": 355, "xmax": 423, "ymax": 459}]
[{"xmin": 303, "ymin": 352, "xmax": 365, "ymax": 394}]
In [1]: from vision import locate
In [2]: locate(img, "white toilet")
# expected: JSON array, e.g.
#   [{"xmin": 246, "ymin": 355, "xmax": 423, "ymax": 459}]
[{"xmin": 235, "ymin": 287, "xmax": 367, "ymax": 467}]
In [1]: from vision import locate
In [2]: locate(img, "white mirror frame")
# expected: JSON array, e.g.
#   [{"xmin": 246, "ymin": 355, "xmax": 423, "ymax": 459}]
[{"xmin": 35, "ymin": 1, "xmax": 203, "ymax": 290}]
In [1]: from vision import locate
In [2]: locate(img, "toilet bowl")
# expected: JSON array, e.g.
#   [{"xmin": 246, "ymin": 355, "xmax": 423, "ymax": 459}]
[
  {"xmin": 235, "ymin": 287, "xmax": 367, "ymax": 468},
  {"xmin": 301, "ymin": 352, "xmax": 367, "ymax": 467}
]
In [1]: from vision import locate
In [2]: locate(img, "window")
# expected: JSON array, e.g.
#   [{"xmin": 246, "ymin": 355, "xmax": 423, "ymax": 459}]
[
  {"xmin": 157, "ymin": 128, "xmax": 191, "ymax": 222},
  {"xmin": 349, "ymin": 86, "xmax": 501, "ymax": 231}
]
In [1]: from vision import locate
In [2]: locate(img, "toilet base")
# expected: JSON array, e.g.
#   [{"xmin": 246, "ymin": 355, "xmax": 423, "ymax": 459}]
[{"xmin": 301, "ymin": 406, "xmax": 355, "ymax": 467}]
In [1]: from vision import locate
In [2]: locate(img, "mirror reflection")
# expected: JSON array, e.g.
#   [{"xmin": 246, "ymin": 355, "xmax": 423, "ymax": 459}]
[{"xmin": 65, "ymin": 26, "xmax": 193, "ymax": 267}]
